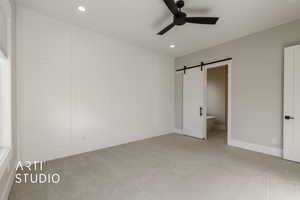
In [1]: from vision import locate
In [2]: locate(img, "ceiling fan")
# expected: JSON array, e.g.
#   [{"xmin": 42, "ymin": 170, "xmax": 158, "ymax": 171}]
[{"xmin": 158, "ymin": 0, "xmax": 219, "ymax": 35}]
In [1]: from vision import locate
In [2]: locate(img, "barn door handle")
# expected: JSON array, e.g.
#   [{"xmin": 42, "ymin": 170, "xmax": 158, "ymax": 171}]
[
  {"xmin": 200, "ymin": 107, "xmax": 203, "ymax": 116},
  {"xmin": 285, "ymin": 115, "xmax": 295, "ymax": 120}
]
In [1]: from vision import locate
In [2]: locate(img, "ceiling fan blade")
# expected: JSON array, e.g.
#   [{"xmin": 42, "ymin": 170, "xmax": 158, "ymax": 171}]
[
  {"xmin": 186, "ymin": 17, "xmax": 219, "ymax": 25},
  {"xmin": 157, "ymin": 23, "xmax": 175, "ymax": 35},
  {"xmin": 152, "ymin": 12, "xmax": 172, "ymax": 28},
  {"xmin": 184, "ymin": 7, "xmax": 211, "ymax": 15},
  {"xmin": 163, "ymin": 0, "xmax": 179, "ymax": 15}
]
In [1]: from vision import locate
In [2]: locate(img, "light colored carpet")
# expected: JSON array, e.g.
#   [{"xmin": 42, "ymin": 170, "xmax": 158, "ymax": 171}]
[{"xmin": 9, "ymin": 131, "xmax": 300, "ymax": 200}]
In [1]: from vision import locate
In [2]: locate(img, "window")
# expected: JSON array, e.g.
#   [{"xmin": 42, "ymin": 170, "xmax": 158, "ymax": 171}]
[{"xmin": 0, "ymin": 49, "xmax": 11, "ymax": 178}]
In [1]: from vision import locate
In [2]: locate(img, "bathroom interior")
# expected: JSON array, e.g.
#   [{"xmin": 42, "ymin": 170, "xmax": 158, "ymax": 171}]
[{"xmin": 206, "ymin": 65, "xmax": 228, "ymax": 141}]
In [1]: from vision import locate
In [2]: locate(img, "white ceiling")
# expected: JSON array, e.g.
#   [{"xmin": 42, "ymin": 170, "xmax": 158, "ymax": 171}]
[{"xmin": 16, "ymin": 0, "xmax": 300, "ymax": 57}]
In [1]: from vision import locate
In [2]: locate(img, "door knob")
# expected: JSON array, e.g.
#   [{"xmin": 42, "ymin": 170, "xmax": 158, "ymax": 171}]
[{"xmin": 285, "ymin": 116, "xmax": 295, "ymax": 120}]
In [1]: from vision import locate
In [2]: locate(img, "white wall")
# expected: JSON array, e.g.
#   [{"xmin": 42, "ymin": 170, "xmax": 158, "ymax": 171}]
[
  {"xmin": 175, "ymin": 19, "xmax": 300, "ymax": 149},
  {"xmin": 17, "ymin": 6, "xmax": 174, "ymax": 162},
  {"xmin": 0, "ymin": 0, "xmax": 16, "ymax": 200},
  {"xmin": 207, "ymin": 66, "xmax": 227, "ymax": 127},
  {"xmin": 174, "ymin": 73, "xmax": 183, "ymax": 131}
]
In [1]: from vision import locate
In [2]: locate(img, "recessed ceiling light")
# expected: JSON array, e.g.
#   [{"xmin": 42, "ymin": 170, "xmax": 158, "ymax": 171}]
[
  {"xmin": 78, "ymin": 6, "xmax": 86, "ymax": 12},
  {"xmin": 170, "ymin": 44, "xmax": 176, "ymax": 48}
]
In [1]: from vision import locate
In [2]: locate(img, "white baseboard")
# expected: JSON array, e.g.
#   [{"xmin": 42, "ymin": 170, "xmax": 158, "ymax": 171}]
[
  {"xmin": 173, "ymin": 129, "xmax": 183, "ymax": 134},
  {"xmin": 173, "ymin": 129, "xmax": 282, "ymax": 158},
  {"xmin": 32, "ymin": 129, "xmax": 175, "ymax": 163},
  {"xmin": 173, "ymin": 129, "xmax": 206, "ymax": 140},
  {"xmin": 229, "ymin": 139, "xmax": 282, "ymax": 157},
  {"xmin": 0, "ymin": 169, "xmax": 15, "ymax": 200}
]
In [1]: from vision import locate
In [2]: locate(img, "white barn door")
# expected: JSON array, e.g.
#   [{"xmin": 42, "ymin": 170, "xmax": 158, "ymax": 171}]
[
  {"xmin": 183, "ymin": 67, "xmax": 205, "ymax": 139},
  {"xmin": 284, "ymin": 45, "xmax": 300, "ymax": 162}
]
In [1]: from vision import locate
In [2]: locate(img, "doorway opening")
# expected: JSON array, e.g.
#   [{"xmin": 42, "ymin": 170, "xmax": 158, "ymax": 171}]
[
  {"xmin": 205, "ymin": 65, "xmax": 228, "ymax": 143},
  {"xmin": 204, "ymin": 60, "xmax": 232, "ymax": 145}
]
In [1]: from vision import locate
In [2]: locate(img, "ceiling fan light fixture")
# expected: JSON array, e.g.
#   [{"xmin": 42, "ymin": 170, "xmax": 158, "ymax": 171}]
[{"xmin": 78, "ymin": 6, "xmax": 86, "ymax": 12}]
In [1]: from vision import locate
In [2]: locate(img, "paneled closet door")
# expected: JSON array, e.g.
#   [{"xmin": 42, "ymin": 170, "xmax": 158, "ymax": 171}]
[
  {"xmin": 183, "ymin": 67, "xmax": 205, "ymax": 139},
  {"xmin": 284, "ymin": 45, "xmax": 300, "ymax": 162}
]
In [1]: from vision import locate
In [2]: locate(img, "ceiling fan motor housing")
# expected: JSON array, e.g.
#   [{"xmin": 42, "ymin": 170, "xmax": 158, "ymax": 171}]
[
  {"xmin": 174, "ymin": 12, "xmax": 187, "ymax": 25},
  {"xmin": 176, "ymin": 0, "xmax": 185, "ymax": 9}
]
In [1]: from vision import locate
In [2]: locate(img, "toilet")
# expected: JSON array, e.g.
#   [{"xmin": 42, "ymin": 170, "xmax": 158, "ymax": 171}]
[{"xmin": 207, "ymin": 116, "xmax": 217, "ymax": 131}]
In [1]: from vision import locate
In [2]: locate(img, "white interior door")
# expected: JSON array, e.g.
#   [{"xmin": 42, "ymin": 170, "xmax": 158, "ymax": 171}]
[
  {"xmin": 183, "ymin": 67, "xmax": 205, "ymax": 139},
  {"xmin": 283, "ymin": 45, "xmax": 300, "ymax": 162}
]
